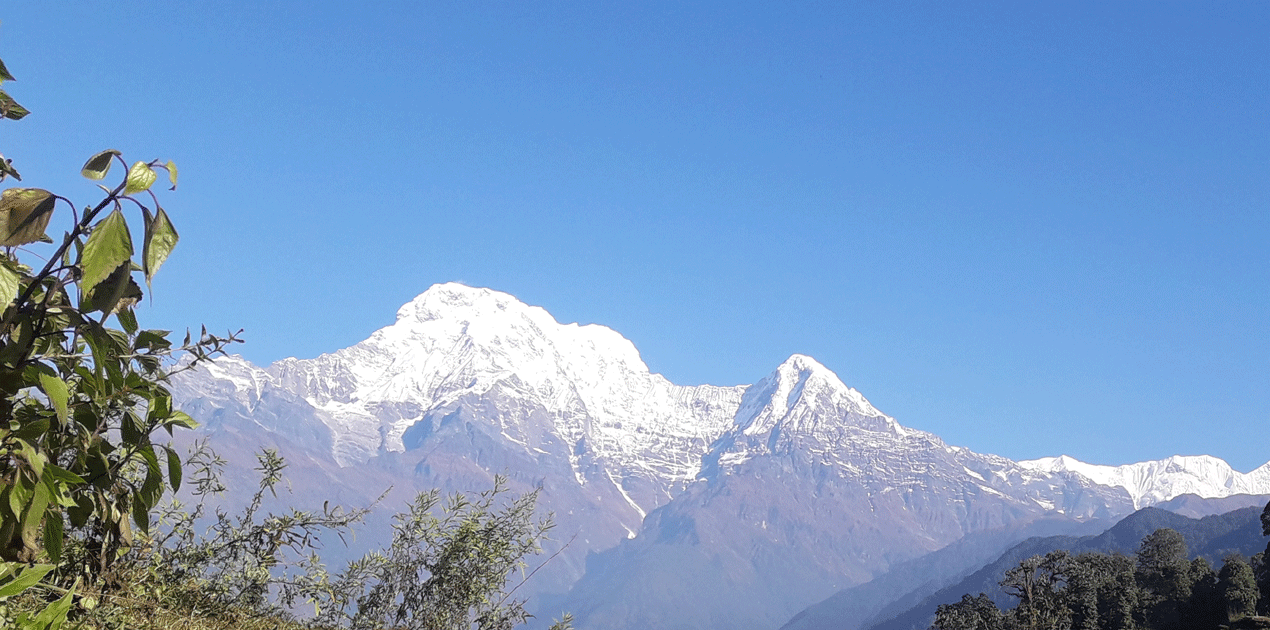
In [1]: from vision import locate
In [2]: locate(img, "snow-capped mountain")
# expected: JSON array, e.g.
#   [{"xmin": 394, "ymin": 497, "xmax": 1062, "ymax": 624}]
[
  {"xmin": 1018, "ymin": 454, "xmax": 1270, "ymax": 509},
  {"xmin": 248, "ymin": 285, "xmax": 736, "ymax": 498},
  {"xmin": 168, "ymin": 283, "xmax": 1270, "ymax": 630}
]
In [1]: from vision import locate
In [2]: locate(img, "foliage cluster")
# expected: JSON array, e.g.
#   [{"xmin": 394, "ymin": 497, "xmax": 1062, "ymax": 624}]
[
  {"xmin": 0, "ymin": 53, "xmax": 570, "ymax": 630},
  {"xmin": 931, "ymin": 507, "xmax": 1270, "ymax": 630}
]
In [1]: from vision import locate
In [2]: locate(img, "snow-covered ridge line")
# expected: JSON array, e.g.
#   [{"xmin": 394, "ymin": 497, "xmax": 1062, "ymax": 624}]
[
  {"xmin": 175, "ymin": 282, "xmax": 1270, "ymax": 515},
  {"xmin": 1017, "ymin": 454, "xmax": 1270, "ymax": 509}
]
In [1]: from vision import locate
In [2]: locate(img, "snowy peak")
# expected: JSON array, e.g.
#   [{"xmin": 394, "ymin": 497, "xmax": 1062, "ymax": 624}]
[
  {"xmin": 216, "ymin": 284, "xmax": 748, "ymax": 495},
  {"xmin": 1017, "ymin": 454, "xmax": 1270, "ymax": 509},
  {"xmin": 380, "ymin": 282, "xmax": 651, "ymax": 404},
  {"xmin": 275, "ymin": 283, "xmax": 657, "ymax": 417},
  {"xmin": 393, "ymin": 283, "xmax": 647, "ymax": 374},
  {"xmin": 733, "ymin": 354, "xmax": 902, "ymax": 440},
  {"xmin": 698, "ymin": 355, "xmax": 921, "ymax": 476}
]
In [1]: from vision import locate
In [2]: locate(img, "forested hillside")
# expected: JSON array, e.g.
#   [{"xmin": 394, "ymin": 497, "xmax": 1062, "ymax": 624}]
[{"xmin": 869, "ymin": 505, "xmax": 1270, "ymax": 630}]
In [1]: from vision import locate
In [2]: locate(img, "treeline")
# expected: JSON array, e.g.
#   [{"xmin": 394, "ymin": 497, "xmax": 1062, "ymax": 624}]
[{"xmin": 931, "ymin": 504, "xmax": 1270, "ymax": 630}]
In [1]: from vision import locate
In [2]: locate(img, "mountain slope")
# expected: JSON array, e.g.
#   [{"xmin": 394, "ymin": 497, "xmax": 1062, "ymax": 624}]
[{"xmin": 554, "ymin": 355, "xmax": 1135, "ymax": 630}]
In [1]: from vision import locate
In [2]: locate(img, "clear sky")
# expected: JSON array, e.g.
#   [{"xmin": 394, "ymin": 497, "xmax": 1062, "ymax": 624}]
[{"xmin": 3, "ymin": 3, "xmax": 1267, "ymax": 470}]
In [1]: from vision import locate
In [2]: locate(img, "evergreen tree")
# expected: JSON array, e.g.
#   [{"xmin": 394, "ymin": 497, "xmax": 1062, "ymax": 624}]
[
  {"xmin": 1001, "ymin": 550, "xmax": 1071, "ymax": 630},
  {"xmin": 1067, "ymin": 552, "xmax": 1138, "ymax": 630},
  {"xmin": 1253, "ymin": 550, "xmax": 1270, "ymax": 615},
  {"xmin": 937, "ymin": 506, "xmax": 1270, "ymax": 630},
  {"xmin": 1218, "ymin": 554, "xmax": 1259, "ymax": 623},
  {"xmin": 1180, "ymin": 557, "xmax": 1225, "ymax": 630},
  {"xmin": 931, "ymin": 593, "xmax": 1005, "ymax": 630},
  {"xmin": 1135, "ymin": 528, "xmax": 1191, "ymax": 629}
]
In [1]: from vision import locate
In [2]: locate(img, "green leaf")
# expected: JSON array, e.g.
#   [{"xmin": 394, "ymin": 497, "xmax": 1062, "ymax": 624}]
[
  {"xmin": 86, "ymin": 451, "xmax": 110, "ymax": 490},
  {"xmin": 6, "ymin": 482, "xmax": 27, "ymax": 521},
  {"xmin": 38, "ymin": 373, "xmax": 69, "ymax": 424},
  {"xmin": 143, "ymin": 207, "xmax": 178, "ymax": 286},
  {"xmin": 134, "ymin": 329, "xmax": 172, "ymax": 353},
  {"xmin": 20, "ymin": 480, "xmax": 50, "ymax": 551},
  {"xmin": 166, "ymin": 410, "xmax": 198, "ymax": 430},
  {"xmin": 131, "ymin": 496, "xmax": 150, "ymax": 534},
  {"xmin": 123, "ymin": 161, "xmax": 157, "ymax": 195},
  {"xmin": 0, "ymin": 59, "xmax": 14, "ymax": 83},
  {"xmin": 84, "ymin": 262, "xmax": 142, "ymax": 315},
  {"xmin": 117, "ymin": 306, "xmax": 138, "ymax": 334},
  {"xmin": 146, "ymin": 394, "xmax": 173, "ymax": 430},
  {"xmin": 11, "ymin": 418, "xmax": 48, "ymax": 442},
  {"xmin": 0, "ymin": 90, "xmax": 29, "ymax": 121},
  {"xmin": 0, "ymin": 261, "xmax": 20, "ymax": 308},
  {"xmin": 43, "ymin": 465, "xmax": 85, "ymax": 486},
  {"xmin": 0, "ymin": 188, "xmax": 56, "ymax": 247},
  {"xmin": 67, "ymin": 496, "xmax": 91, "ymax": 529},
  {"xmin": 30, "ymin": 579, "xmax": 76, "ymax": 629},
  {"xmin": 165, "ymin": 446, "xmax": 182, "ymax": 493},
  {"xmin": 18, "ymin": 440, "xmax": 45, "ymax": 480},
  {"xmin": 140, "ymin": 445, "xmax": 162, "ymax": 486},
  {"xmin": 120, "ymin": 410, "xmax": 144, "ymax": 446},
  {"xmin": 0, "ymin": 564, "xmax": 54, "ymax": 598},
  {"xmin": 42, "ymin": 513, "xmax": 63, "ymax": 563},
  {"xmin": 80, "ymin": 149, "xmax": 121, "ymax": 180},
  {"xmin": 165, "ymin": 160, "xmax": 178, "ymax": 190},
  {"xmin": 79, "ymin": 208, "xmax": 132, "ymax": 294}
]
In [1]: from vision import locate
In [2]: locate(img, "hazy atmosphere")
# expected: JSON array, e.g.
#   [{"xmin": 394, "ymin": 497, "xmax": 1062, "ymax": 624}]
[{"xmin": 4, "ymin": 2, "xmax": 1267, "ymax": 471}]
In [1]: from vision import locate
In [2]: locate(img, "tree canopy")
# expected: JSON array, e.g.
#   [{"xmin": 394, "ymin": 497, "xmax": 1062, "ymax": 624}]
[{"xmin": 933, "ymin": 520, "xmax": 1270, "ymax": 630}]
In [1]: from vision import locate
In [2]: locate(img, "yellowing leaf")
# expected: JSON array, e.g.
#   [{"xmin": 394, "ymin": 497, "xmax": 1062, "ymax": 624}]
[
  {"xmin": 143, "ymin": 208, "xmax": 178, "ymax": 286},
  {"xmin": 0, "ymin": 261, "xmax": 20, "ymax": 307},
  {"xmin": 165, "ymin": 160, "xmax": 178, "ymax": 190},
  {"xmin": 38, "ymin": 373, "xmax": 69, "ymax": 424},
  {"xmin": 123, "ymin": 161, "xmax": 157, "ymax": 195},
  {"xmin": 167, "ymin": 411, "xmax": 198, "ymax": 430},
  {"xmin": 80, "ymin": 209, "xmax": 133, "ymax": 293},
  {"xmin": 0, "ymin": 188, "xmax": 56, "ymax": 247},
  {"xmin": 81, "ymin": 149, "xmax": 121, "ymax": 180},
  {"xmin": 20, "ymin": 479, "xmax": 50, "ymax": 550}
]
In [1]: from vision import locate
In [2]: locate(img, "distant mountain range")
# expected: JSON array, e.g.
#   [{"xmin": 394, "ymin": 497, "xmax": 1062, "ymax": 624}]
[{"xmin": 168, "ymin": 283, "xmax": 1270, "ymax": 630}]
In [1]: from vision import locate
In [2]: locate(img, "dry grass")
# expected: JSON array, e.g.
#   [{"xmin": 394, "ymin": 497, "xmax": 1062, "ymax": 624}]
[{"xmin": 6, "ymin": 582, "xmax": 308, "ymax": 630}]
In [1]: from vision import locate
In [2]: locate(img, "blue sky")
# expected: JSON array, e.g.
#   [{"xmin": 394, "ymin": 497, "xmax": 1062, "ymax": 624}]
[{"xmin": 3, "ymin": 2, "xmax": 1267, "ymax": 470}]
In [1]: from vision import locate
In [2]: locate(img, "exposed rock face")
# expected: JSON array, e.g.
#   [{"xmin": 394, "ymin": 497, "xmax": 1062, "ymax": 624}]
[{"xmin": 167, "ymin": 283, "xmax": 1270, "ymax": 630}]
